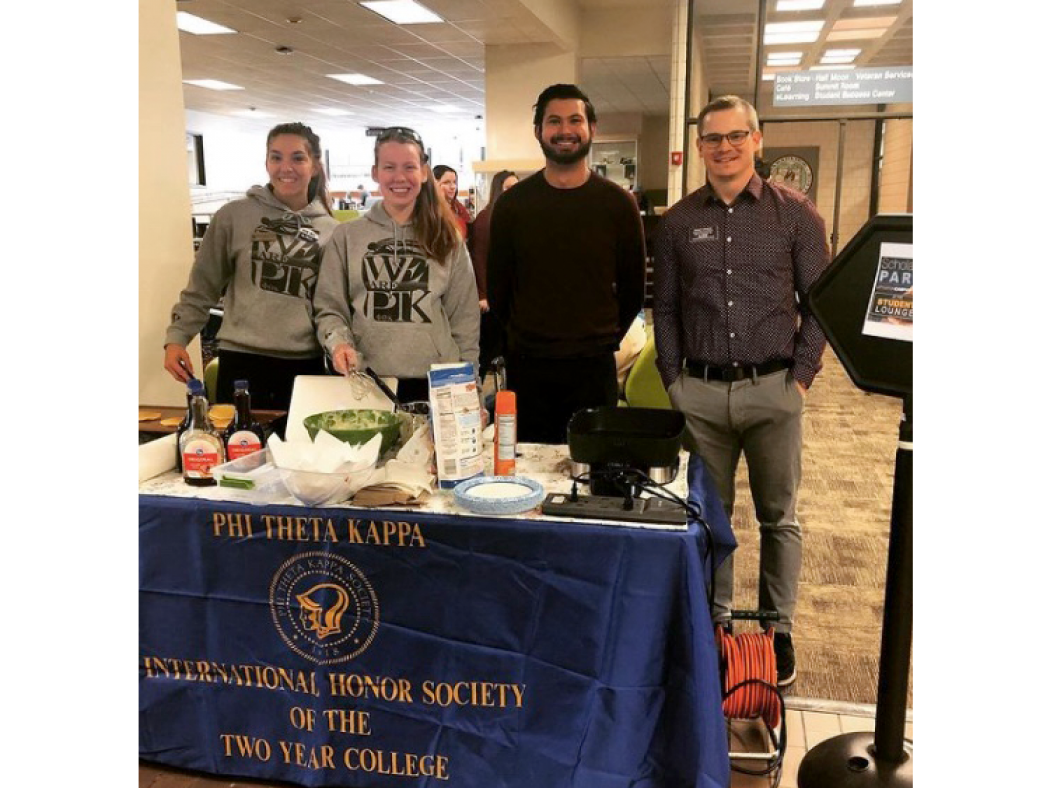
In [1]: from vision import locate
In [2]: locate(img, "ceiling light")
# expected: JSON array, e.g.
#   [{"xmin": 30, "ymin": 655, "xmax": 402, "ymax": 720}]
[
  {"xmin": 824, "ymin": 48, "xmax": 862, "ymax": 58},
  {"xmin": 764, "ymin": 32, "xmax": 821, "ymax": 44},
  {"xmin": 315, "ymin": 108, "xmax": 354, "ymax": 116},
  {"xmin": 359, "ymin": 1, "xmax": 444, "ymax": 25},
  {"xmin": 810, "ymin": 65, "xmax": 856, "ymax": 71},
  {"xmin": 232, "ymin": 109, "xmax": 272, "ymax": 118},
  {"xmin": 765, "ymin": 21, "xmax": 825, "ymax": 33},
  {"xmin": 776, "ymin": 0, "xmax": 825, "ymax": 10},
  {"xmin": 854, "ymin": 0, "xmax": 901, "ymax": 6},
  {"xmin": 176, "ymin": 12, "xmax": 237, "ymax": 35},
  {"xmin": 832, "ymin": 16, "xmax": 895, "ymax": 30},
  {"xmin": 429, "ymin": 105, "xmax": 458, "ymax": 113},
  {"xmin": 821, "ymin": 56, "xmax": 858, "ymax": 64},
  {"xmin": 327, "ymin": 73, "xmax": 384, "ymax": 86},
  {"xmin": 183, "ymin": 79, "xmax": 244, "ymax": 91},
  {"xmin": 767, "ymin": 51, "xmax": 804, "ymax": 61},
  {"xmin": 826, "ymin": 29, "xmax": 887, "ymax": 41}
]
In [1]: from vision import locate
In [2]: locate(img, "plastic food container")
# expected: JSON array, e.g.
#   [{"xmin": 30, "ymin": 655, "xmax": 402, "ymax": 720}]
[
  {"xmin": 211, "ymin": 449, "xmax": 288, "ymax": 504},
  {"xmin": 276, "ymin": 465, "xmax": 376, "ymax": 507}
]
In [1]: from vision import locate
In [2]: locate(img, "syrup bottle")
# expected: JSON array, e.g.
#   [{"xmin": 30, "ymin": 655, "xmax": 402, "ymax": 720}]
[
  {"xmin": 493, "ymin": 390, "xmax": 517, "ymax": 476},
  {"xmin": 224, "ymin": 379, "xmax": 265, "ymax": 460},
  {"xmin": 180, "ymin": 379, "xmax": 225, "ymax": 486},
  {"xmin": 174, "ymin": 384, "xmax": 193, "ymax": 473}
]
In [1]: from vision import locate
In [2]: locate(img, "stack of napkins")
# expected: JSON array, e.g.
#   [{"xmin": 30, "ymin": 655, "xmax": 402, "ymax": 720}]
[
  {"xmin": 268, "ymin": 430, "xmax": 382, "ymax": 500},
  {"xmin": 350, "ymin": 422, "xmax": 436, "ymax": 506}
]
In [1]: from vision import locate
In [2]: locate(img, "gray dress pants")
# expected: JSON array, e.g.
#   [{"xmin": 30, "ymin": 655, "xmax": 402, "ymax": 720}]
[{"xmin": 668, "ymin": 368, "xmax": 804, "ymax": 633}]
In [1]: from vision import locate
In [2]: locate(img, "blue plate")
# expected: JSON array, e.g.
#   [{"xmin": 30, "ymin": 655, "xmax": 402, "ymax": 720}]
[{"xmin": 453, "ymin": 475, "xmax": 545, "ymax": 516}]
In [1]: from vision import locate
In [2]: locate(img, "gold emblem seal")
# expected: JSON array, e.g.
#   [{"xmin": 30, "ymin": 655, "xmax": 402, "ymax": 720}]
[{"xmin": 270, "ymin": 551, "xmax": 380, "ymax": 664}]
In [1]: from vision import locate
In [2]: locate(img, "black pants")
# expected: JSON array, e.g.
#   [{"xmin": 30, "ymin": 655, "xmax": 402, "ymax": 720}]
[
  {"xmin": 505, "ymin": 352, "xmax": 618, "ymax": 444},
  {"xmin": 478, "ymin": 310, "xmax": 505, "ymax": 380},
  {"xmin": 216, "ymin": 349, "xmax": 325, "ymax": 410}
]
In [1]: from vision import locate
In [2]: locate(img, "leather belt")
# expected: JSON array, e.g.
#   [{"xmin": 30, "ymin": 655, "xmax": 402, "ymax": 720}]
[{"xmin": 685, "ymin": 359, "xmax": 790, "ymax": 382}]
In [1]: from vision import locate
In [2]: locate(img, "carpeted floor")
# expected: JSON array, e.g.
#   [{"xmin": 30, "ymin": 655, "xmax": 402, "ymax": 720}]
[{"xmin": 724, "ymin": 351, "xmax": 910, "ymax": 707}]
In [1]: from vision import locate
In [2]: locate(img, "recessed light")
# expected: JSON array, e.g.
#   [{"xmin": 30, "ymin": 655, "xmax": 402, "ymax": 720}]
[
  {"xmin": 176, "ymin": 12, "xmax": 237, "ymax": 35},
  {"xmin": 824, "ymin": 48, "xmax": 862, "ymax": 58},
  {"xmin": 764, "ymin": 32, "xmax": 821, "ymax": 44},
  {"xmin": 327, "ymin": 73, "xmax": 384, "ymax": 86},
  {"xmin": 776, "ymin": 0, "xmax": 825, "ymax": 10},
  {"xmin": 359, "ymin": 1, "xmax": 444, "ymax": 25},
  {"xmin": 429, "ymin": 104, "xmax": 458, "ymax": 113},
  {"xmin": 183, "ymin": 79, "xmax": 244, "ymax": 91},
  {"xmin": 821, "ymin": 56, "xmax": 858, "ymax": 64},
  {"xmin": 315, "ymin": 108, "xmax": 354, "ymax": 116},
  {"xmin": 767, "ymin": 51, "xmax": 804, "ymax": 61},
  {"xmin": 832, "ymin": 16, "xmax": 896, "ymax": 31},
  {"xmin": 766, "ymin": 21, "xmax": 824, "ymax": 34},
  {"xmin": 854, "ymin": 0, "xmax": 901, "ymax": 6},
  {"xmin": 826, "ymin": 29, "xmax": 888, "ymax": 41}
]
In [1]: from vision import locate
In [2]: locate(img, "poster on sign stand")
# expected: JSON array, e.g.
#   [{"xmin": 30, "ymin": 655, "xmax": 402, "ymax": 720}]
[{"xmin": 861, "ymin": 242, "xmax": 913, "ymax": 342}]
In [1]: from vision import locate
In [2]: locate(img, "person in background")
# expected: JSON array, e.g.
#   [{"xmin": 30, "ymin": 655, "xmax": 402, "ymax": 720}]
[
  {"xmin": 488, "ymin": 84, "xmax": 646, "ymax": 444},
  {"xmin": 652, "ymin": 95, "xmax": 831, "ymax": 687},
  {"xmin": 467, "ymin": 169, "xmax": 518, "ymax": 380},
  {"xmin": 313, "ymin": 127, "xmax": 480, "ymax": 404},
  {"xmin": 433, "ymin": 164, "xmax": 471, "ymax": 238},
  {"xmin": 357, "ymin": 183, "xmax": 370, "ymax": 208},
  {"xmin": 164, "ymin": 122, "xmax": 338, "ymax": 412}
]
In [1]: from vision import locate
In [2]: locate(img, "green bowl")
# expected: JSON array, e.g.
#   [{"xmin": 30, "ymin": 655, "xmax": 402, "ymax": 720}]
[{"xmin": 303, "ymin": 409, "xmax": 402, "ymax": 456}]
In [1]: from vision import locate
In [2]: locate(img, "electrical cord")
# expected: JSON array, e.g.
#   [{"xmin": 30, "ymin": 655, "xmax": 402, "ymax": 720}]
[{"xmin": 716, "ymin": 627, "xmax": 787, "ymax": 785}]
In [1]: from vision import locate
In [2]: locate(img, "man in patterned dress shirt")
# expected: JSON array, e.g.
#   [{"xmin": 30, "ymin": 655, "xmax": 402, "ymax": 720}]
[{"xmin": 652, "ymin": 95, "xmax": 830, "ymax": 686}]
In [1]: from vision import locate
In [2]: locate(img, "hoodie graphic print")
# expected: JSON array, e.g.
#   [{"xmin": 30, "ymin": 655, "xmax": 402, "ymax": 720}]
[
  {"xmin": 251, "ymin": 215, "xmax": 324, "ymax": 299},
  {"xmin": 361, "ymin": 237, "xmax": 433, "ymax": 324}
]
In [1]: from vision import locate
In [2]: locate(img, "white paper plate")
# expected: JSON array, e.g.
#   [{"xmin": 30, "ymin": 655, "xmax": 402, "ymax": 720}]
[{"xmin": 452, "ymin": 476, "xmax": 544, "ymax": 516}]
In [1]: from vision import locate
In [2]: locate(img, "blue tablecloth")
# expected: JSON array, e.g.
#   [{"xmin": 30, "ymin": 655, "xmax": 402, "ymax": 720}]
[{"xmin": 140, "ymin": 455, "xmax": 735, "ymax": 787}]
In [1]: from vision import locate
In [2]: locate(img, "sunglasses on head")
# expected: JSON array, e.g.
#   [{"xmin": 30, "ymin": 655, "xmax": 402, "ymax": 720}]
[{"xmin": 378, "ymin": 126, "xmax": 424, "ymax": 145}]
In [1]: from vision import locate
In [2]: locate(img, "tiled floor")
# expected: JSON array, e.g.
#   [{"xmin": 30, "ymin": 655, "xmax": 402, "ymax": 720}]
[{"xmin": 728, "ymin": 700, "xmax": 913, "ymax": 787}]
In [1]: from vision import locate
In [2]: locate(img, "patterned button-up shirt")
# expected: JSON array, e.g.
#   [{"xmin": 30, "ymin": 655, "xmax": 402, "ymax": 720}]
[{"xmin": 652, "ymin": 174, "xmax": 830, "ymax": 388}]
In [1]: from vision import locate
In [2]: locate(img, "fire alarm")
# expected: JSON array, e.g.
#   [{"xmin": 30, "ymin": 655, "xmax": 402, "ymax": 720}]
[{"xmin": 671, "ymin": 151, "xmax": 683, "ymax": 166}]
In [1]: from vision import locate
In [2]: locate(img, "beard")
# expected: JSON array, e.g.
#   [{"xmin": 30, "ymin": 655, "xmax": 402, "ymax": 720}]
[{"xmin": 540, "ymin": 135, "xmax": 592, "ymax": 165}]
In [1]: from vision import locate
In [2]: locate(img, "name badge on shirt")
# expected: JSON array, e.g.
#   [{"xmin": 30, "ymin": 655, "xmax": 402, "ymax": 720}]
[{"xmin": 691, "ymin": 227, "xmax": 718, "ymax": 242}]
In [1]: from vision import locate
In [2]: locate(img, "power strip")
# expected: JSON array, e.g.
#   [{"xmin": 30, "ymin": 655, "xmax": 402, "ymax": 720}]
[{"xmin": 540, "ymin": 493, "xmax": 687, "ymax": 525}]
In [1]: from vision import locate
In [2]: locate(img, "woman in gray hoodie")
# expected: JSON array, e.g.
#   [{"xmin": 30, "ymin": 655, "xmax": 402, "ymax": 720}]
[
  {"xmin": 163, "ymin": 123, "xmax": 339, "ymax": 410},
  {"xmin": 313, "ymin": 126, "xmax": 480, "ymax": 404}
]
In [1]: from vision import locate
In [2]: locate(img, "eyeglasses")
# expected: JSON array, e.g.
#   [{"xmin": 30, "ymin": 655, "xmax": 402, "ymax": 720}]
[{"xmin": 699, "ymin": 130, "xmax": 753, "ymax": 149}]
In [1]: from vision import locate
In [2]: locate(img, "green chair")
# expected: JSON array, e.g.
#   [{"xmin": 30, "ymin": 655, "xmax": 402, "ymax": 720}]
[
  {"xmin": 623, "ymin": 332, "xmax": 671, "ymax": 410},
  {"xmin": 204, "ymin": 357, "xmax": 220, "ymax": 403},
  {"xmin": 333, "ymin": 209, "xmax": 360, "ymax": 223}
]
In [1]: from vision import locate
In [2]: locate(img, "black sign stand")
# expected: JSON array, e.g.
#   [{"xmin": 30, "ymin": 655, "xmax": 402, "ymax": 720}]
[{"xmin": 798, "ymin": 214, "xmax": 913, "ymax": 787}]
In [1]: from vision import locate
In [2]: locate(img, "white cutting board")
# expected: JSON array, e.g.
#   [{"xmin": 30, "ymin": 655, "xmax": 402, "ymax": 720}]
[{"xmin": 286, "ymin": 375, "xmax": 396, "ymax": 443}]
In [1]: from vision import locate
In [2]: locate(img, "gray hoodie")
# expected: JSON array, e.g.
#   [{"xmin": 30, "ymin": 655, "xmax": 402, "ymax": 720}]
[
  {"xmin": 166, "ymin": 185, "xmax": 339, "ymax": 358},
  {"xmin": 313, "ymin": 201, "xmax": 480, "ymax": 379}
]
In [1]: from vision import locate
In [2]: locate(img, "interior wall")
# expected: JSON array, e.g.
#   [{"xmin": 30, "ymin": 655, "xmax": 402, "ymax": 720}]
[
  {"xmin": 879, "ymin": 117, "xmax": 913, "ymax": 214},
  {"xmin": 484, "ymin": 44, "xmax": 578, "ymax": 164},
  {"xmin": 761, "ymin": 120, "xmax": 877, "ymax": 250},
  {"xmin": 140, "ymin": 0, "xmax": 197, "ymax": 406},
  {"xmin": 640, "ymin": 114, "xmax": 670, "ymax": 193}
]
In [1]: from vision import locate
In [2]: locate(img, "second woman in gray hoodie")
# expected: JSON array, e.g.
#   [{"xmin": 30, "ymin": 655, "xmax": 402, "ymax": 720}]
[{"xmin": 313, "ymin": 127, "xmax": 480, "ymax": 403}]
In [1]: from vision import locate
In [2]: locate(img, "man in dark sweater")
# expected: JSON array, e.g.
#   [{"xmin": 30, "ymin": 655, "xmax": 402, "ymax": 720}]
[{"xmin": 487, "ymin": 84, "xmax": 646, "ymax": 444}]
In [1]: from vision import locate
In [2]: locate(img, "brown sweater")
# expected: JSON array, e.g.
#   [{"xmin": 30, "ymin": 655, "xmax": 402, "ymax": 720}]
[{"xmin": 487, "ymin": 171, "xmax": 646, "ymax": 358}]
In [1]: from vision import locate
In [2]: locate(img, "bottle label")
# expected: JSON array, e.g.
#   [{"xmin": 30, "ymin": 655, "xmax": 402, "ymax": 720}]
[
  {"xmin": 496, "ymin": 415, "xmax": 516, "ymax": 460},
  {"xmin": 183, "ymin": 437, "xmax": 221, "ymax": 479},
  {"xmin": 227, "ymin": 430, "xmax": 262, "ymax": 460}
]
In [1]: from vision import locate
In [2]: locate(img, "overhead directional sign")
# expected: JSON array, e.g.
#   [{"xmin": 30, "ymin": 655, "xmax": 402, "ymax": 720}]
[
  {"xmin": 808, "ymin": 214, "xmax": 913, "ymax": 398},
  {"xmin": 774, "ymin": 66, "xmax": 913, "ymax": 107}
]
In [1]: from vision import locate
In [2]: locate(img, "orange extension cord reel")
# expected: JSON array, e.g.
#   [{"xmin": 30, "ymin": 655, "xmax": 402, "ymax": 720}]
[{"xmin": 715, "ymin": 626, "xmax": 782, "ymax": 729}]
